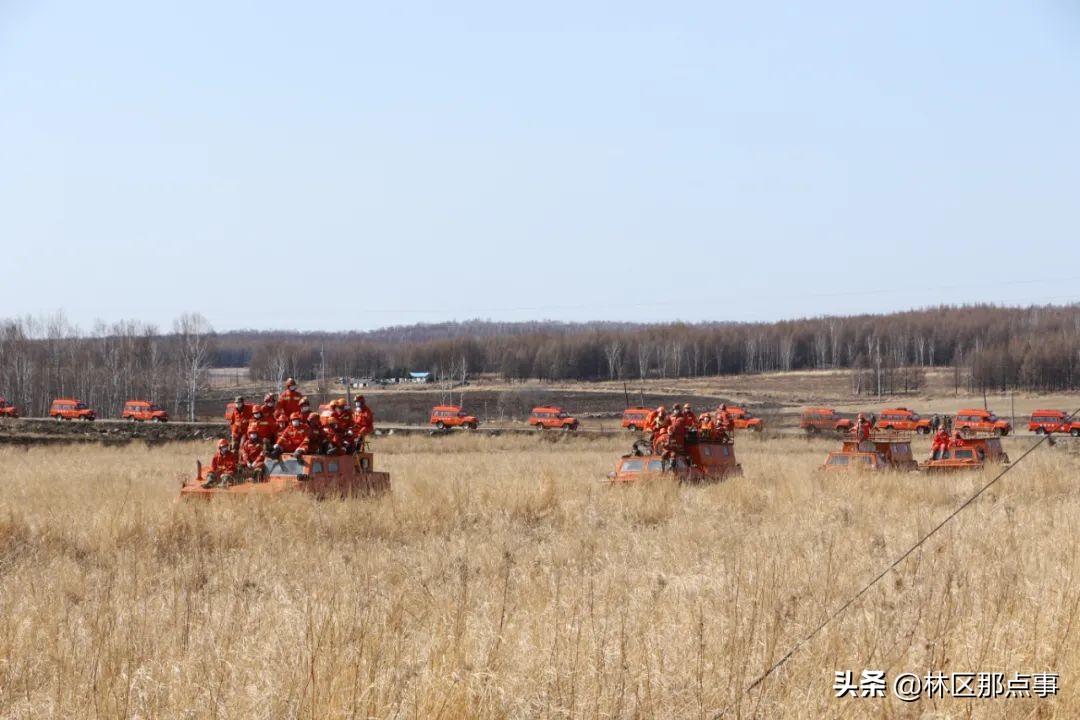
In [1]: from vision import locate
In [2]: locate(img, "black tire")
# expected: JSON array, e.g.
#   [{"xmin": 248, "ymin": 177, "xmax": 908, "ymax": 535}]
[
  {"xmin": 465, "ymin": 422, "xmax": 477, "ymax": 431},
  {"xmin": 994, "ymin": 427, "xmax": 1004, "ymax": 436},
  {"xmin": 627, "ymin": 424, "xmax": 638, "ymax": 432},
  {"xmin": 805, "ymin": 425, "xmax": 818, "ymax": 435},
  {"xmin": 55, "ymin": 415, "xmax": 63, "ymax": 422},
  {"xmin": 128, "ymin": 416, "xmax": 137, "ymax": 422},
  {"xmin": 151, "ymin": 417, "xmax": 162, "ymax": 423},
  {"xmin": 562, "ymin": 423, "xmax": 574, "ymax": 432},
  {"xmin": 535, "ymin": 423, "xmax": 545, "ymax": 431},
  {"xmin": 917, "ymin": 426, "xmax": 930, "ymax": 435},
  {"xmin": 1034, "ymin": 427, "xmax": 1045, "ymax": 435},
  {"xmin": 1071, "ymin": 428, "xmax": 1079, "ymax": 437},
  {"xmin": 435, "ymin": 421, "xmax": 445, "ymax": 430}
]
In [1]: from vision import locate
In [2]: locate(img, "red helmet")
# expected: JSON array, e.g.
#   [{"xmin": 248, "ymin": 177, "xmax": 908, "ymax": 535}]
[
  {"xmin": 307, "ymin": 412, "xmax": 321, "ymax": 423},
  {"xmin": 217, "ymin": 439, "xmax": 229, "ymax": 448},
  {"xmin": 289, "ymin": 412, "xmax": 302, "ymax": 421}
]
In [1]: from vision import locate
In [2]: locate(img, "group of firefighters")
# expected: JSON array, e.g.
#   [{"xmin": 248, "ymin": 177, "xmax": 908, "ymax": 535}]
[
  {"xmin": 639, "ymin": 402, "xmax": 736, "ymax": 460},
  {"xmin": 204, "ymin": 378, "xmax": 375, "ymax": 487}
]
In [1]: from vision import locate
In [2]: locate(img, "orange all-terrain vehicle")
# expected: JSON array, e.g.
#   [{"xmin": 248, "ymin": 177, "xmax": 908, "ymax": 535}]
[
  {"xmin": 874, "ymin": 408, "xmax": 932, "ymax": 434},
  {"xmin": 50, "ymin": 398, "xmax": 95, "ymax": 421},
  {"xmin": 919, "ymin": 435, "xmax": 1010, "ymax": 473},
  {"xmin": 621, "ymin": 407, "xmax": 651, "ymax": 431},
  {"xmin": 1029, "ymin": 409, "xmax": 1078, "ymax": 436},
  {"xmin": 0, "ymin": 396, "xmax": 18, "ymax": 418},
  {"xmin": 181, "ymin": 450, "xmax": 390, "ymax": 500},
  {"xmin": 607, "ymin": 431, "xmax": 742, "ymax": 484},
  {"xmin": 800, "ymin": 407, "xmax": 852, "ymax": 434},
  {"xmin": 953, "ymin": 409, "xmax": 1011, "ymax": 436},
  {"xmin": 121, "ymin": 400, "xmax": 168, "ymax": 422},
  {"xmin": 429, "ymin": 404, "xmax": 478, "ymax": 430},
  {"xmin": 529, "ymin": 406, "xmax": 579, "ymax": 431},
  {"xmin": 726, "ymin": 406, "xmax": 764, "ymax": 432},
  {"xmin": 821, "ymin": 432, "xmax": 918, "ymax": 472}
]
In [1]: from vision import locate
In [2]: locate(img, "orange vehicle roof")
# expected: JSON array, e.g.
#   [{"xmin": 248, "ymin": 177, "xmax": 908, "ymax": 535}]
[
  {"xmin": 881, "ymin": 407, "xmax": 915, "ymax": 413},
  {"xmin": 958, "ymin": 408, "xmax": 993, "ymax": 415},
  {"xmin": 803, "ymin": 407, "xmax": 836, "ymax": 414},
  {"xmin": 532, "ymin": 406, "xmax": 564, "ymax": 412},
  {"xmin": 125, "ymin": 400, "xmax": 153, "ymax": 406},
  {"xmin": 52, "ymin": 398, "xmax": 84, "ymax": 403},
  {"xmin": 1032, "ymin": 409, "xmax": 1065, "ymax": 416},
  {"xmin": 433, "ymin": 404, "xmax": 463, "ymax": 411}
]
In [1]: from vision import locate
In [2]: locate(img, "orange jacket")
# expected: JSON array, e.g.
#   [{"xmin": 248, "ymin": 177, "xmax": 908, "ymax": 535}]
[
  {"xmin": 248, "ymin": 413, "xmax": 278, "ymax": 441},
  {"xmin": 353, "ymin": 406, "xmax": 374, "ymax": 436},
  {"xmin": 210, "ymin": 450, "xmax": 237, "ymax": 474},
  {"xmin": 277, "ymin": 389, "xmax": 303, "ymax": 417},
  {"xmin": 275, "ymin": 424, "xmax": 312, "ymax": 453},
  {"xmin": 240, "ymin": 439, "xmax": 266, "ymax": 467},
  {"xmin": 230, "ymin": 404, "xmax": 253, "ymax": 438}
]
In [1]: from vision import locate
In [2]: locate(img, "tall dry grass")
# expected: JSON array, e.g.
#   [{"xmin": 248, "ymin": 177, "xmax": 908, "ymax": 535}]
[{"xmin": 1, "ymin": 433, "xmax": 1078, "ymax": 718}]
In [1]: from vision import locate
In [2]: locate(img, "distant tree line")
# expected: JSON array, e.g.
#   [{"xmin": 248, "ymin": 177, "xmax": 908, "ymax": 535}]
[
  {"xmin": 234, "ymin": 305, "xmax": 1080, "ymax": 393},
  {"xmin": 1, "ymin": 306, "xmax": 1077, "ymax": 418}
]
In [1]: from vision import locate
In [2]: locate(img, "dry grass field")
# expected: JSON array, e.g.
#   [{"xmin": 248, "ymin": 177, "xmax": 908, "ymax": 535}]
[{"xmin": 2, "ymin": 433, "xmax": 1079, "ymax": 718}]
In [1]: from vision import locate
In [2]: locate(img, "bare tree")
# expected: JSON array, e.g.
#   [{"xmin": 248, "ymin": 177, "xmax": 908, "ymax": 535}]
[{"xmin": 173, "ymin": 313, "xmax": 214, "ymax": 422}]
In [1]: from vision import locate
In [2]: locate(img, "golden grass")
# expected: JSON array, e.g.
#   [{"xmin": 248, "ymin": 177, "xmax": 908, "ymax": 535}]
[{"xmin": 1, "ymin": 434, "xmax": 1079, "ymax": 718}]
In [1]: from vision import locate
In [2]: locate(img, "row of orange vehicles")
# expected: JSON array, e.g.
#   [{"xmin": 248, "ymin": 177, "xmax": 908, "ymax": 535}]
[
  {"xmin": 800, "ymin": 407, "xmax": 1016, "ymax": 436},
  {"xmin": 0, "ymin": 397, "xmax": 169, "ymax": 422},
  {"xmin": 428, "ymin": 405, "xmax": 579, "ymax": 431}
]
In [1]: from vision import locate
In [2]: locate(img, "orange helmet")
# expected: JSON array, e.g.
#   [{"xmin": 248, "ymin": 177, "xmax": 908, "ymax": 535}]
[
  {"xmin": 289, "ymin": 412, "xmax": 302, "ymax": 421},
  {"xmin": 217, "ymin": 439, "xmax": 229, "ymax": 448},
  {"xmin": 307, "ymin": 412, "xmax": 320, "ymax": 423}
]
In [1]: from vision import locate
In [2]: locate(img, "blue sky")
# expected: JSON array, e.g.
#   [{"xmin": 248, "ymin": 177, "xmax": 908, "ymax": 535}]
[{"xmin": 2, "ymin": 0, "xmax": 1078, "ymax": 332}]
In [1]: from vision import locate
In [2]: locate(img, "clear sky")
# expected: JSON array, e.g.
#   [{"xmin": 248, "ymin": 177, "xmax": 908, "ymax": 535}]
[{"xmin": 2, "ymin": 0, "xmax": 1078, "ymax": 332}]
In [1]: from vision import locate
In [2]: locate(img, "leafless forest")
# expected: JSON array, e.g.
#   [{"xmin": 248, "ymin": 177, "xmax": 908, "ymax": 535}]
[{"xmin": 1, "ymin": 305, "xmax": 1077, "ymax": 417}]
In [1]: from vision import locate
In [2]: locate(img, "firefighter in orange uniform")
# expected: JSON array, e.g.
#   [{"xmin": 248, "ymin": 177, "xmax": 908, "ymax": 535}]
[
  {"xmin": 277, "ymin": 378, "xmax": 303, "ymax": 417},
  {"xmin": 240, "ymin": 429, "xmax": 268, "ymax": 480},
  {"xmin": 275, "ymin": 412, "xmax": 312, "ymax": 455},
  {"xmin": 353, "ymin": 396, "xmax": 374, "ymax": 441},
  {"xmin": 249, "ymin": 404, "xmax": 278, "ymax": 442},
  {"xmin": 855, "ymin": 413, "xmax": 872, "ymax": 442},
  {"xmin": 930, "ymin": 428, "xmax": 949, "ymax": 459},
  {"xmin": 229, "ymin": 396, "xmax": 253, "ymax": 448},
  {"xmin": 204, "ymin": 439, "xmax": 238, "ymax": 488}
]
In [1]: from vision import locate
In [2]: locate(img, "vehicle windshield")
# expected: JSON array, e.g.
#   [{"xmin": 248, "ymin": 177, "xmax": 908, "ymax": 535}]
[
  {"xmin": 826, "ymin": 455, "xmax": 849, "ymax": 466},
  {"xmin": 988, "ymin": 415, "xmax": 998, "ymax": 422},
  {"xmin": 76, "ymin": 403, "xmax": 87, "ymax": 409},
  {"xmin": 647, "ymin": 459, "xmax": 664, "ymax": 471},
  {"xmin": 953, "ymin": 449, "xmax": 975, "ymax": 460},
  {"xmin": 558, "ymin": 412, "xmax": 569, "ymax": 418},
  {"xmin": 620, "ymin": 459, "xmax": 644, "ymax": 473},
  {"xmin": 266, "ymin": 457, "xmax": 307, "ymax": 476},
  {"xmin": 457, "ymin": 412, "xmax": 469, "ymax": 417}
]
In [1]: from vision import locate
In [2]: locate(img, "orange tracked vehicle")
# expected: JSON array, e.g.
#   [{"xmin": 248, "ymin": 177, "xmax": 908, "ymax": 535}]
[
  {"xmin": 607, "ymin": 431, "xmax": 742, "ymax": 484},
  {"xmin": 180, "ymin": 449, "xmax": 390, "ymax": 500},
  {"xmin": 919, "ymin": 435, "xmax": 1010, "ymax": 473},
  {"xmin": 821, "ymin": 431, "xmax": 918, "ymax": 472}
]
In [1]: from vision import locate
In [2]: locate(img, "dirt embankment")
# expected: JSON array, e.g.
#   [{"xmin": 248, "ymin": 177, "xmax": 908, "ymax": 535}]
[{"xmin": 0, "ymin": 419, "xmax": 227, "ymax": 447}]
